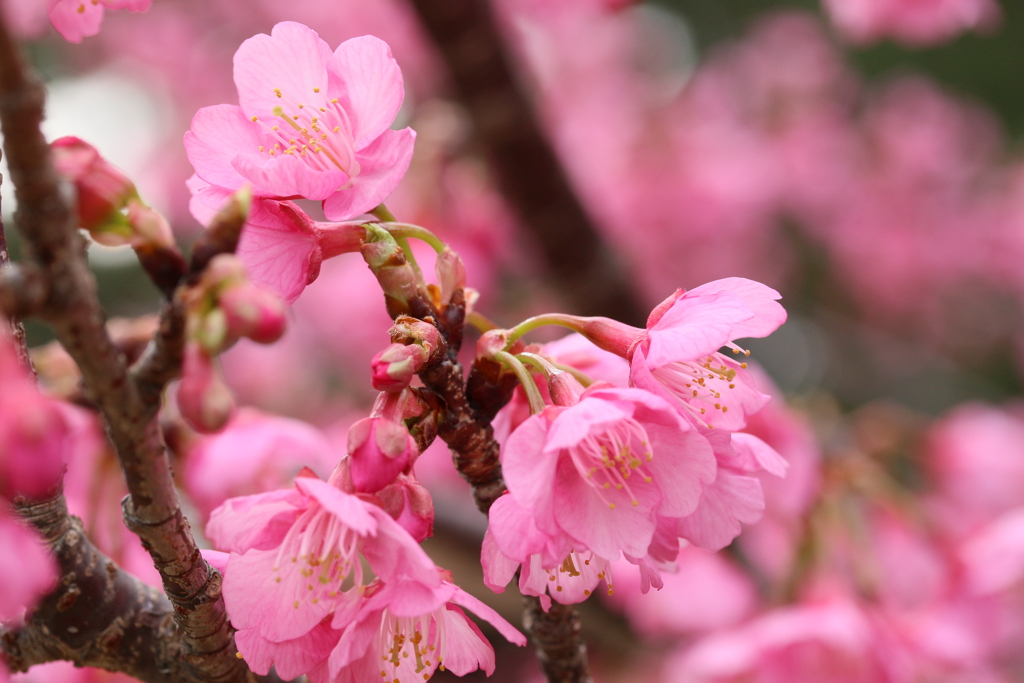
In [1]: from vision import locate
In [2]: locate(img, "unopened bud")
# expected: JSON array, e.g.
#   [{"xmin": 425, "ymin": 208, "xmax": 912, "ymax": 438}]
[
  {"xmin": 178, "ymin": 343, "xmax": 235, "ymax": 433},
  {"xmin": 125, "ymin": 200, "xmax": 175, "ymax": 250},
  {"xmin": 549, "ymin": 372, "xmax": 586, "ymax": 406},
  {"xmin": 360, "ymin": 224, "xmax": 420, "ymax": 318},
  {"xmin": 220, "ymin": 284, "xmax": 287, "ymax": 345},
  {"xmin": 51, "ymin": 136, "xmax": 138, "ymax": 233},
  {"xmin": 371, "ymin": 343, "xmax": 426, "ymax": 392},
  {"xmin": 435, "ymin": 248, "xmax": 466, "ymax": 307},
  {"xmin": 375, "ymin": 475, "xmax": 434, "ymax": 542},
  {"xmin": 477, "ymin": 329, "xmax": 509, "ymax": 359},
  {"xmin": 347, "ymin": 416, "xmax": 417, "ymax": 493}
]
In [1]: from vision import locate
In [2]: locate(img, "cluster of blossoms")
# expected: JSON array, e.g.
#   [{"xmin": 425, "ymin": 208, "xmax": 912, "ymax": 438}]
[
  {"xmin": 477, "ymin": 278, "xmax": 788, "ymax": 606},
  {"xmin": 167, "ymin": 20, "xmax": 793, "ymax": 682}
]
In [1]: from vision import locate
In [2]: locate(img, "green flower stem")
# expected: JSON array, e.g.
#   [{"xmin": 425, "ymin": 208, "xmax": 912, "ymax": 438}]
[
  {"xmin": 381, "ymin": 222, "xmax": 447, "ymax": 254},
  {"xmin": 504, "ymin": 313, "xmax": 585, "ymax": 347},
  {"xmin": 495, "ymin": 350, "xmax": 547, "ymax": 414},
  {"xmin": 467, "ymin": 310, "xmax": 499, "ymax": 333},
  {"xmin": 371, "ymin": 204, "xmax": 423, "ymax": 285}
]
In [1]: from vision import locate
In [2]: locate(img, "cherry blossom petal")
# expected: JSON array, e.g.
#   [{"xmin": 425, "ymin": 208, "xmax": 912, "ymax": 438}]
[
  {"xmin": 232, "ymin": 151, "xmax": 350, "ymax": 201},
  {"xmin": 552, "ymin": 455, "xmax": 658, "ymax": 560},
  {"xmin": 675, "ymin": 470, "xmax": 765, "ymax": 551},
  {"xmin": 644, "ymin": 291, "xmax": 753, "ymax": 369},
  {"xmin": 235, "ymin": 622, "xmax": 338, "ymax": 679},
  {"xmin": 223, "ymin": 548, "xmax": 334, "ymax": 641},
  {"xmin": 184, "ymin": 105, "xmax": 261, "ymax": 190},
  {"xmin": 686, "ymin": 278, "xmax": 787, "ymax": 340},
  {"xmin": 329, "ymin": 35, "xmax": 405, "ymax": 149},
  {"xmin": 206, "ymin": 489, "xmax": 304, "ymax": 553},
  {"xmin": 321, "ymin": 127, "xmax": 415, "ymax": 220},
  {"xmin": 233, "ymin": 22, "xmax": 333, "ymax": 120},
  {"xmin": 47, "ymin": 0, "xmax": 104, "ymax": 43}
]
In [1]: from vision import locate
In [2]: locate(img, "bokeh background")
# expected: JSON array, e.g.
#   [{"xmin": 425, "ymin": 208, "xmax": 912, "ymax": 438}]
[{"xmin": 4, "ymin": 0, "xmax": 1024, "ymax": 681}]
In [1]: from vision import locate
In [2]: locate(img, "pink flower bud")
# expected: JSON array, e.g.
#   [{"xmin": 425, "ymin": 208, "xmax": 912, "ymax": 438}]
[
  {"xmin": 347, "ymin": 416, "xmax": 417, "ymax": 493},
  {"xmin": 178, "ymin": 343, "xmax": 235, "ymax": 433},
  {"xmin": 125, "ymin": 199, "xmax": 175, "ymax": 249},
  {"xmin": 549, "ymin": 371, "xmax": 586, "ymax": 407},
  {"xmin": 371, "ymin": 343, "xmax": 427, "ymax": 392},
  {"xmin": 435, "ymin": 248, "xmax": 466, "ymax": 306},
  {"xmin": 219, "ymin": 284, "xmax": 287, "ymax": 345},
  {"xmin": 0, "ymin": 334, "xmax": 66, "ymax": 500},
  {"xmin": 0, "ymin": 387, "xmax": 68, "ymax": 500},
  {"xmin": 51, "ymin": 136, "xmax": 138, "ymax": 233},
  {"xmin": 375, "ymin": 475, "xmax": 435, "ymax": 543},
  {"xmin": 477, "ymin": 329, "xmax": 509, "ymax": 359}
]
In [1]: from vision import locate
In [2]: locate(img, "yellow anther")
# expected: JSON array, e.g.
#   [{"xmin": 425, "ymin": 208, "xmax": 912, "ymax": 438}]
[
  {"xmin": 251, "ymin": 115, "xmax": 258, "ymax": 122},
  {"xmin": 313, "ymin": 86, "xmax": 321, "ymax": 92}
]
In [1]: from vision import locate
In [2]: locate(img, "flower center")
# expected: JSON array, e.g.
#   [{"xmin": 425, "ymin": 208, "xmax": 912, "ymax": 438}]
[
  {"xmin": 273, "ymin": 502, "xmax": 364, "ymax": 610},
  {"xmin": 250, "ymin": 86, "xmax": 361, "ymax": 177},
  {"xmin": 651, "ymin": 347, "xmax": 750, "ymax": 428},
  {"xmin": 570, "ymin": 416, "xmax": 654, "ymax": 509},
  {"xmin": 378, "ymin": 609, "xmax": 444, "ymax": 681},
  {"xmin": 544, "ymin": 550, "xmax": 613, "ymax": 597}
]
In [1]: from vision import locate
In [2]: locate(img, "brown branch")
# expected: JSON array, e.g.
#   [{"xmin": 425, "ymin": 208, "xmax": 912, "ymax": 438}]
[
  {"xmin": 1, "ymin": 492, "xmax": 185, "ymax": 683},
  {"xmin": 409, "ymin": 288, "xmax": 592, "ymax": 683},
  {"xmin": 407, "ymin": 0, "xmax": 643, "ymax": 326},
  {"xmin": 0, "ymin": 17, "xmax": 246, "ymax": 683},
  {"xmin": 0, "ymin": 156, "xmax": 34, "ymax": 373}
]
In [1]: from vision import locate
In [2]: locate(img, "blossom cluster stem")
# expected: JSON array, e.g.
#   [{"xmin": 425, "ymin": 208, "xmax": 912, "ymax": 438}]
[
  {"xmin": 371, "ymin": 204, "xmax": 425, "ymax": 284},
  {"xmin": 496, "ymin": 350, "xmax": 547, "ymax": 414},
  {"xmin": 408, "ymin": 287, "xmax": 593, "ymax": 682},
  {"xmin": 381, "ymin": 222, "xmax": 447, "ymax": 253},
  {"xmin": 0, "ymin": 15, "xmax": 249, "ymax": 682},
  {"xmin": 505, "ymin": 313, "xmax": 585, "ymax": 346}
]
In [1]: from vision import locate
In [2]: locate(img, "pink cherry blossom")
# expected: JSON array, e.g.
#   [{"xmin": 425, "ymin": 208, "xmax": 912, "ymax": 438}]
[
  {"xmin": 669, "ymin": 428, "xmax": 787, "ymax": 552},
  {"xmin": 821, "ymin": 0, "xmax": 1000, "ymax": 46},
  {"xmin": 628, "ymin": 278, "xmax": 786, "ymax": 431},
  {"xmin": 183, "ymin": 408, "xmax": 338, "ymax": 520},
  {"xmin": 207, "ymin": 471, "xmax": 442, "ymax": 649},
  {"xmin": 0, "ymin": 507, "xmax": 56, "ymax": 622},
  {"xmin": 188, "ymin": 181, "xmax": 366, "ymax": 305},
  {"xmin": 184, "ymin": 22, "xmax": 415, "ymax": 220},
  {"xmin": 317, "ymin": 579, "xmax": 525, "ymax": 683},
  {"xmin": 489, "ymin": 385, "xmax": 715, "ymax": 569},
  {"xmin": 47, "ymin": 0, "xmax": 152, "ymax": 44},
  {"xmin": 668, "ymin": 596, "xmax": 905, "ymax": 683}
]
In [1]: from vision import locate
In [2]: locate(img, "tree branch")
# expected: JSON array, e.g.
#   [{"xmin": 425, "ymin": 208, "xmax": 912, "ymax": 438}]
[
  {"xmin": 0, "ymin": 16, "xmax": 246, "ymax": 683},
  {"xmin": 1, "ymin": 493, "xmax": 185, "ymax": 683},
  {"xmin": 407, "ymin": 0, "xmax": 643, "ymax": 326}
]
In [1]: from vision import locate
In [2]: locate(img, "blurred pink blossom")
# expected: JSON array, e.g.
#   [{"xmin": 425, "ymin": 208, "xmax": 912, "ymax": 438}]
[
  {"xmin": 47, "ymin": 0, "xmax": 151, "ymax": 43},
  {"xmin": 821, "ymin": 0, "xmax": 1000, "ymax": 45}
]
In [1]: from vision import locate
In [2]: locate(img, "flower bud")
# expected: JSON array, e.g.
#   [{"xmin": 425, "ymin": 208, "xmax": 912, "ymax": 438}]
[
  {"xmin": 371, "ymin": 343, "xmax": 427, "ymax": 392},
  {"xmin": 219, "ymin": 284, "xmax": 287, "ymax": 345},
  {"xmin": 549, "ymin": 371, "xmax": 586, "ymax": 407},
  {"xmin": 375, "ymin": 475, "xmax": 435, "ymax": 542},
  {"xmin": 435, "ymin": 248, "xmax": 466, "ymax": 307},
  {"xmin": 125, "ymin": 200, "xmax": 175, "ymax": 250},
  {"xmin": 347, "ymin": 416, "xmax": 417, "ymax": 493},
  {"xmin": 178, "ymin": 343, "xmax": 235, "ymax": 433},
  {"xmin": 477, "ymin": 329, "xmax": 509, "ymax": 360},
  {"xmin": 51, "ymin": 136, "xmax": 138, "ymax": 234}
]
